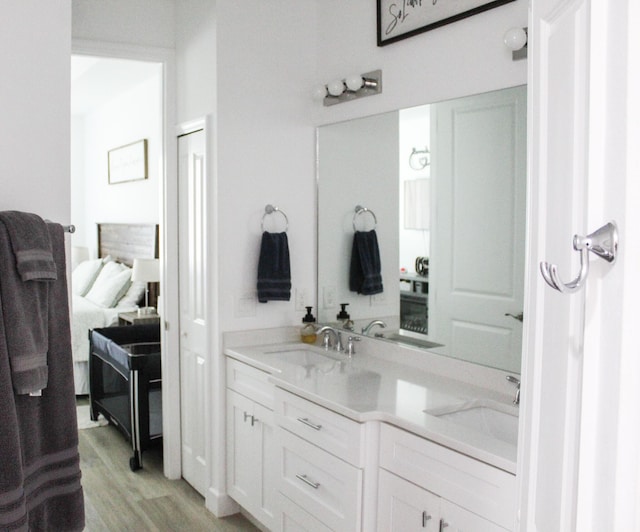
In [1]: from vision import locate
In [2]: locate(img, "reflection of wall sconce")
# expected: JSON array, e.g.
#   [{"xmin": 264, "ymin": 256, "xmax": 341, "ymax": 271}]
[
  {"xmin": 504, "ymin": 27, "xmax": 528, "ymax": 61},
  {"xmin": 312, "ymin": 70, "xmax": 382, "ymax": 106},
  {"xmin": 409, "ymin": 147, "xmax": 430, "ymax": 171}
]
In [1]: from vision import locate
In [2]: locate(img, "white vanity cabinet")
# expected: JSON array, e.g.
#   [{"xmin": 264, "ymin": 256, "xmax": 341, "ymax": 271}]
[
  {"xmin": 274, "ymin": 387, "xmax": 366, "ymax": 532},
  {"xmin": 378, "ymin": 424, "xmax": 516, "ymax": 531},
  {"xmin": 226, "ymin": 358, "xmax": 278, "ymax": 531}
]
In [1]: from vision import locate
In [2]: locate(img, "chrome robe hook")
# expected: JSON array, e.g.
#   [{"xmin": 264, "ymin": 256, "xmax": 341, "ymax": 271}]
[{"xmin": 540, "ymin": 221, "xmax": 618, "ymax": 293}]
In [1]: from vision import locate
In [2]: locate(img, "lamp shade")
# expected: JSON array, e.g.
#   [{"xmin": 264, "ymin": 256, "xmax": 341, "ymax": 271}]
[{"xmin": 131, "ymin": 258, "xmax": 160, "ymax": 283}]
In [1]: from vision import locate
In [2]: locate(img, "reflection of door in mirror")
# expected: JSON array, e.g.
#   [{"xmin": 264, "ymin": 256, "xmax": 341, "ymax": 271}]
[{"xmin": 430, "ymin": 86, "xmax": 526, "ymax": 373}]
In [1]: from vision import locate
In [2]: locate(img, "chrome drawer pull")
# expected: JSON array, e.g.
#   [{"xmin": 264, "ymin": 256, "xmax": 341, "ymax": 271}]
[
  {"xmin": 422, "ymin": 511, "xmax": 432, "ymax": 527},
  {"xmin": 296, "ymin": 474, "xmax": 320, "ymax": 489},
  {"xmin": 439, "ymin": 518, "xmax": 449, "ymax": 531},
  {"xmin": 297, "ymin": 417, "xmax": 322, "ymax": 431}
]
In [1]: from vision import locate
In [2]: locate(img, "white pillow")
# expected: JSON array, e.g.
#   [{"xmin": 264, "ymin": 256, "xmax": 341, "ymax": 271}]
[
  {"xmin": 85, "ymin": 261, "xmax": 132, "ymax": 308},
  {"xmin": 116, "ymin": 280, "xmax": 147, "ymax": 308},
  {"xmin": 72, "ymin": 258, "xmax": 104, "ymax": 296}
]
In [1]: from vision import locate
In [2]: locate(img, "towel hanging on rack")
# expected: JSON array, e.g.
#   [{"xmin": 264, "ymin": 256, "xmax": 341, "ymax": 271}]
[{"xmin": 257, "ymin": 231, "xmax": 291, "ymax": 303}]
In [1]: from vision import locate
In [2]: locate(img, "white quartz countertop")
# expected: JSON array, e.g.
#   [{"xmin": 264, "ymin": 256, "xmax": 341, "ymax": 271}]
[{"xmin": 225, "ymin": 341, "xmax": 518, "ymax": 474}]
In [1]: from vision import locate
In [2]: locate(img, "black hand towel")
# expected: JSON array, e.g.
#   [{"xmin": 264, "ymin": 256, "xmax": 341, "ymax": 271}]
[
  {"xmin": 349, "ymin": 230, "xmax": 383, "ymax": 295},
  {"xmin": 257, "ymin": 231, "xmax": 291, "ymax": 303}
]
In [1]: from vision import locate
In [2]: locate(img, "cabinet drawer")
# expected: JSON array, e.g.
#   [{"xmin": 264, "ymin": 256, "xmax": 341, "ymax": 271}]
[
  {"xmin": 226, "ymin": 357, "xmax": 273, "ymax": 408},
  {"xmin": 279, "ymin": 429, "xmax": 362, "ymax": 532},
  {"xmin": 274, "ymin": 387, "xmax": 365, "ymax": 466},
  {"xmin": 379, "ymin": 423, "xmax": 516, "ymax": 530},
  {"xmin": 280, "ymin": 494, "xmax": 332, "ymax": 532}
]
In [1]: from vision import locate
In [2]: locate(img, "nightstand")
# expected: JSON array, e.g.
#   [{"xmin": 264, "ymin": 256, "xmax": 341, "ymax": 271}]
[{"xmin": 118, "ymin": 311, "xmax": 161, "ymax": 326}]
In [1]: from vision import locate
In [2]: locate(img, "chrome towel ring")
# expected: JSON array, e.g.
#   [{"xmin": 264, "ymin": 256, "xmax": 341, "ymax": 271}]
[
  {"xmin": 540, "ymin": 221, "xmax": 618, "ymax": 293},
  {"xmin": 261, "ymin": 204, "xmax": 289, "ymax": 232},
  {"xmin": 352, "ymin": 205, "xmax": 377, "ymax": 231}
]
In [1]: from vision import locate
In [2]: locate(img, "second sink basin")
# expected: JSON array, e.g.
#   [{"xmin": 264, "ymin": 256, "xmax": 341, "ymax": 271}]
[{"xmin": 426, "ymin": 399, "xmax": 519, "ymax": 446}]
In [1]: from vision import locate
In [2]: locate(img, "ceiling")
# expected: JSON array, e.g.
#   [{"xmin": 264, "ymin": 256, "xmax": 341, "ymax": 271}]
[{"xmin": 71, "ymin": 55, "xmax": 161, "ymax": 116}]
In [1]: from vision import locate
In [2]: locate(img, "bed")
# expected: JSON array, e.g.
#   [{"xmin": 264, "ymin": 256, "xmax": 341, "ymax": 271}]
[{"xmin": 70, "ymin": 223, "xmax": 159, "ymax": 395}]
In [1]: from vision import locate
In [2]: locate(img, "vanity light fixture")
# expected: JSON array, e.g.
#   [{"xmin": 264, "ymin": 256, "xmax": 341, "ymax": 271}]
[
  {"xmin": 504, "ymin": 27, "xmax": 528, "ymax": 60},
  {"xmin": 312, "ymin": 70, "xmax": 382, "ymax": 106}
]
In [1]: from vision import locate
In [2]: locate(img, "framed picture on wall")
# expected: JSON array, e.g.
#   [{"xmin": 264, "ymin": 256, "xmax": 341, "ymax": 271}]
[
  {"xmin": 377, "ymin": 0, "xmax": 516, "ymax": 46},
  {"xmin": 108, "ymin": 139, "xmax": 148, "ymax": 184}
]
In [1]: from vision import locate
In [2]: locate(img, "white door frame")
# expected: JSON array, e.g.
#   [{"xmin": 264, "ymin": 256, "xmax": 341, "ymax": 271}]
[{"xmin": 71, "ymin": 39, "xmax": 181, "ymax": 479}]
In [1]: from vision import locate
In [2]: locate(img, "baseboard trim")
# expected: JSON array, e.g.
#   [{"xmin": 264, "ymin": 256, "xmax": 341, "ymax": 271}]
[{"xmin": 205, "ymin": 487, "xmax": 239, "ymax": 517}]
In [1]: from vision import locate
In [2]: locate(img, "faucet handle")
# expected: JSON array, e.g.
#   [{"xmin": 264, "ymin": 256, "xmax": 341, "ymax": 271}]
[
  {"xmin": 322, "ymin": 330, "xmax": 332, "ymax": 350},
  {"xmin": 346, "ymin": 336, "xmax": 361, "ymax": 357},
  {"xmin": 506, "ymin": 375, "xmax": 521, "ymax": 405}
]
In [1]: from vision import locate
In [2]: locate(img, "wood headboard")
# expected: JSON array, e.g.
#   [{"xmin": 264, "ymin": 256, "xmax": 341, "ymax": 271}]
[
  {"xmin": 97, "ymin": 223, "xmax": 160, "ymax": 309},
  {"xmin": 97, "ymin": 223, "xmax": 159, "ymax": 266}
]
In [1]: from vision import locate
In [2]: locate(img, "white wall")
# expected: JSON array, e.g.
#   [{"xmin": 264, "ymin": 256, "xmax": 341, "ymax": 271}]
[
  {"xmin": 214, "ymin": 2, "xmax": 318, "ymax": 332},
  {"xmin": 0, "ymin": 1, "xmax": 71, "ymax": 224},
  {"xmin": 72, "ymin": 0, "xmax": 175, "ymax": 49},
  {"xmin": 314, "ymin": 0, "xmax": 527, "ymax": 126},
  {"xmin": 71, "ymin": 72, "xmax": 162, "ymax": 255}
]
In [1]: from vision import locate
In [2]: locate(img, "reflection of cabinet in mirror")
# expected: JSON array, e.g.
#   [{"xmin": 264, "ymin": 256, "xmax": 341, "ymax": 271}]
[{"xmin": 400, "ymin": 274, "xmax": 428, "ymax": 334}]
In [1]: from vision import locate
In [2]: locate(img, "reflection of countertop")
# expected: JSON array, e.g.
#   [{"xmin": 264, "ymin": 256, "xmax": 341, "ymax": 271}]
[{"xmin": 224, "ymin": 341, "xmax": 517, "ymax": 474}]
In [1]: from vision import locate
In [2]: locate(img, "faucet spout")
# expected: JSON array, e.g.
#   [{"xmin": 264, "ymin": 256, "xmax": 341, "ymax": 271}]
[
  {"xmin": 316, "ymin": 326, "xmax": 343, "ymax": 352},
  {"xmin": 361, "ymin": 319, "xmax": 387, "ymax": 336}
]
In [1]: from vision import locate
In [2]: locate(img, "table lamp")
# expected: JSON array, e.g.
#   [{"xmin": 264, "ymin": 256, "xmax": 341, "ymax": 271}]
[{"xmin": 131, "ymin": 258, "xmax": 160, "ymax": 316}]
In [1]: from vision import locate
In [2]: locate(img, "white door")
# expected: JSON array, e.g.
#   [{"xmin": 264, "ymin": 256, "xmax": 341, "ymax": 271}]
[
  {"xmin": 520, "ymin": 0, "xmax": 640, "ymax": 530},
  {"xmin": 178, "ymin": 128, "xmax": 207, "ymax": 495},
  {"xmin": 431, "ymin": 86, "xmax": 526, "ymax": 373}
]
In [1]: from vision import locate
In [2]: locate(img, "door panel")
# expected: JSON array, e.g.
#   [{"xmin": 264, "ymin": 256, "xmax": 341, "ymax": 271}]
[
  {"xmin": 431, "ymin": 86, "xmax": 526, "ymax": 372},
  {"xmin": 178, "ymin": 129, "xmax": 207, "ymax": 495}
]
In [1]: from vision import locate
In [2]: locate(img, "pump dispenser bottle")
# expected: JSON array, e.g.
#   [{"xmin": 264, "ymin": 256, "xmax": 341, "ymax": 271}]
[
  {"xmin": 337, "ymin": 303, "xmax": 354, "ymax": 330},
  {"xmin": 300, "ymin": 306, "xmax": 317, "ymax": 344}
]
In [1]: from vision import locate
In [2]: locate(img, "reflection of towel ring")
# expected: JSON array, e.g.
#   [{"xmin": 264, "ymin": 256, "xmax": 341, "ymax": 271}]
[
  {"xmin": 261, "ymin": 204, "xmax": 289, "ymax": 232},
  {"xmin": 352, "ymin": 205, "xmax": 377, "ymax": 231},
  {"xmin": 409, "ymin": 147, "xmax": 430, "ymax": 170}
]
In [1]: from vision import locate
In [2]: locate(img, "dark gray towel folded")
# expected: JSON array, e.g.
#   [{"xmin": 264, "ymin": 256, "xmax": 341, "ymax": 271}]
[
  {"xmin": 0, "ymin": 211, "xmax": 57, "ymax": 282},
  {"xmin": 257, "ymin": 231, "xmax": 291, "ymax": 303},
  {"xmin": 349, "ymin": 230, "xmax": 384, "ymax": 295},
  {"xmin": 0, "ymin": 222, "xmax": 84, "ymax": 531},
  {"xmin": 0, "ymin": 217, "xmax": 51, "ymax": 394}
]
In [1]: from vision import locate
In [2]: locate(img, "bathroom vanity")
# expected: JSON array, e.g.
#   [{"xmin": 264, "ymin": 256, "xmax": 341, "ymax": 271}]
[{"xmin": 224, "ymin": 330, "xmax": 518, "ymax": 531}]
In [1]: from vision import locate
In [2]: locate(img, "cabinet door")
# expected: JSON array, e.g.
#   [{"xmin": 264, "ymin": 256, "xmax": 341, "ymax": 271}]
[
  {"xmin": 440, "ymin": 498, "xmax": 509, "ymax": 532},
  {"xmin": 254, "ymin": 401, "xmax": 278, "ymax": 532},
  {"xmin": 227, "ymin": 390, "xmax": 259, "ymax": 506},
  {"xmin": 378, "ymin": 469, "xmax": 439, "ymax": 532}
]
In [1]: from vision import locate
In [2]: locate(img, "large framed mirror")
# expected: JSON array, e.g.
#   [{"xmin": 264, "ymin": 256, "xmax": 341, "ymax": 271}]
[{"xmin": 317, "ymin": 85, "xmax": 526, "ymax": 373}]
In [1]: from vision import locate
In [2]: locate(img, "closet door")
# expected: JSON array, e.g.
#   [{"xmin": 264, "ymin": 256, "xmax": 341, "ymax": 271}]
[{"xmin": 178, "ymin": 128, "xmax": 207, "ymax": 495}]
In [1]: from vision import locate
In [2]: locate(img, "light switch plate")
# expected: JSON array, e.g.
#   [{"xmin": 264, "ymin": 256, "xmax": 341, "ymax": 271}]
[{"xmin": 235, "ymin": 291, "xmax": 256, "ymax": 318}]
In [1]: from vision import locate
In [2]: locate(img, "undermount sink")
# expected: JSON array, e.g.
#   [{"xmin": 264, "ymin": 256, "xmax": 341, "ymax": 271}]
[
  {"xmin": 262, "ymin": 347, "xmax": 339, "ymax": 367},
  {"xmin": 426, "ymin": 399, "xmax": 519, "ymax": 446}
]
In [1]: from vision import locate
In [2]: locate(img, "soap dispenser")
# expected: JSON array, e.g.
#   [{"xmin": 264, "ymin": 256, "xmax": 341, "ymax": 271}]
[
  {"xmin": 300, "ymin": 306, "xmax": 317, "ymax": 344},
  {"xmin": 337, "ymin": 303, "xmax": 354, "ymax": 330}
]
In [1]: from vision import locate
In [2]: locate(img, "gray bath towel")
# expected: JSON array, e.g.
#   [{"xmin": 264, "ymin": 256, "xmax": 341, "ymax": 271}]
[
  {"xmin": 0, "ymin": 222, "xmax": 85, "ymax": 531},
  {"xmin": 0, "ymin": 214, "xmax": 52, "ymax": 394},
  {"xmin": 0, "ymin": 211, "xmax": 57, "ymax": 282}
]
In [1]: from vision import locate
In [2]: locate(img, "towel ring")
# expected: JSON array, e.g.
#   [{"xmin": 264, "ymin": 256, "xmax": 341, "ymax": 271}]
[
  {"xmin": 352, "ymin": 205, "xmax": 377, "ymax": 231},
  {"xmin": 261, "ymin": 204, "xmax": 289, "ymax": 232}
]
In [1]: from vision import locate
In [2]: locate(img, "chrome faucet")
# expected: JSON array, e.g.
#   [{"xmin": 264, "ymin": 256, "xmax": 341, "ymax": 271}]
[
  {"xmin": 317, "ymin": 326, "xmax": 343, "ymax": 352},
  {"xmin": 506, "ymin": 375, "xmax": 521, "ymax": 405},
  {"xmin": 361, "ymin": 319, "xmax": 387, "ymax": 336}
]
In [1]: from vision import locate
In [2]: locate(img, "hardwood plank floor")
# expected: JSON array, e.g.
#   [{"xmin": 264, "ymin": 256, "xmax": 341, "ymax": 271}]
[{"xmin": 79, "ymin": 422, "xmax": 259, "ymax": 531}]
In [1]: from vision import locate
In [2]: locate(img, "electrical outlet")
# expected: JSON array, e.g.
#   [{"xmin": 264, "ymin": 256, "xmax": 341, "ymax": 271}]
[
  {"xmin": 323, "ymin": 286, "xmax": 336, "ymax": 309},
  {"xmin": 235, "ymin": 291, "xmax": 256, "ymax": 318},
  {"xmin": 295, "ymin": 289, "xmax": 307, "ymax": 311}
]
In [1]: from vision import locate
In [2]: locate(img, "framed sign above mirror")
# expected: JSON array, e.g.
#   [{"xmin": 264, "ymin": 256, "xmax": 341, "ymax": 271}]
[{"xmin": 377, "ymin": 0, "xmax": 516, "ymax": 46}]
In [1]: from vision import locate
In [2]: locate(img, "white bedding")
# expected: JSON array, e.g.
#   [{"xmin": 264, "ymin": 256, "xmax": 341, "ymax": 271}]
[{"xmin": 71, "ymin": 294, "xmax": 136, "ymax": 394}]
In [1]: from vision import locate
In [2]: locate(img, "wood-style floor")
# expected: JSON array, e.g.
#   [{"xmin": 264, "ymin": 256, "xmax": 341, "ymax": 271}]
[{"xmin": 79, "ymin": 420, "xmax": 259, "ymax": 531}]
